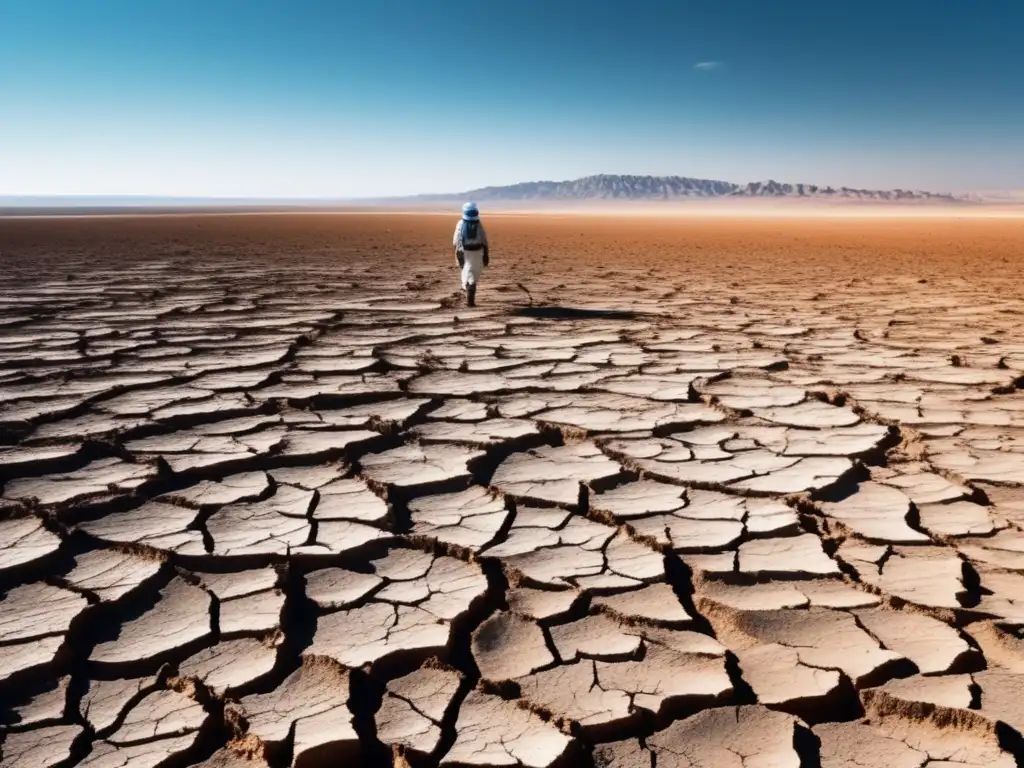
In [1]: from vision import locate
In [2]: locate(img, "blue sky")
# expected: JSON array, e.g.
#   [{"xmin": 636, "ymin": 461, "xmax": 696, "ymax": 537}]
[{"xmin": 2, "ymin": 0, "xmax": 1022, "ymax": 197}]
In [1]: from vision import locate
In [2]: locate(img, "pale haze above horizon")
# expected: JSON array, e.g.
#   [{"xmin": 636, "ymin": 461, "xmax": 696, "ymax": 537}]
[{"xmin": 3, "ymin": 0, "xmax": 1023, "ymax": 198}]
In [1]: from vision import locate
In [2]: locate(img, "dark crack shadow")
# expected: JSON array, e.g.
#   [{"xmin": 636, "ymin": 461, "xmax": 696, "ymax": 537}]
[
  {"xmin": 995, "ymin": 721, "xmax": 1024, "ymax": 768},
  {"xmin": 793, "ymin": 722, "xmax": 823, "ymax": 768},
  {"xmin": 785, "ymin": 672, "xmax": 864, "ymax": 725},
  {"xmin": 345, "ymin": 668, "xmax": 392, "ymax": 768}
]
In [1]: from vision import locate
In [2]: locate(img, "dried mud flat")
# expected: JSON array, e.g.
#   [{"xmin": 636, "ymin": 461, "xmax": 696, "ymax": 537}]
[{"xmin": 1, "ymin": 212, "xmax": 1024, "ymax": 768}]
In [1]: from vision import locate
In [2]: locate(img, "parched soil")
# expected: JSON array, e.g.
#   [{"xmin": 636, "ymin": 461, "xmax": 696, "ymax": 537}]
[{"xmin": 0, "ymin": 211, "xmax": 1023, "ymax": 768}]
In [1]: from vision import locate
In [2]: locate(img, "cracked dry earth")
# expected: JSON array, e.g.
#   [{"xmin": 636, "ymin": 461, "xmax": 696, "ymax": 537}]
[{"xmin": 3, "ymin": 219, "xmax": 1024, "ymax": 768}]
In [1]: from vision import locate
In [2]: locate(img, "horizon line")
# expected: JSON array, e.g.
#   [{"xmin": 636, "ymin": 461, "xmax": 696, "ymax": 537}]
[{"xmin": 0, "ymin": 172, "xmax": 995, "ymax": 203}]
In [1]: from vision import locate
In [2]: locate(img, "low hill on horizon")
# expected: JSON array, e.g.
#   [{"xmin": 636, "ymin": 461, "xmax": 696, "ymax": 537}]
[
  {"xmin": 10, "ymin": 177, "xmax": 1021, "ymax": 213},
  {"xmin": 417, "ymin": 174, "xmax": 960, "ymax": 203}
]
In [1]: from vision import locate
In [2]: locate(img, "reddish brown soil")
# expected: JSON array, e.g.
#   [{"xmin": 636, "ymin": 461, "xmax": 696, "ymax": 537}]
[{"xmin": 2, "ymin": 212, "xmax": 1023, "ymax": 287}]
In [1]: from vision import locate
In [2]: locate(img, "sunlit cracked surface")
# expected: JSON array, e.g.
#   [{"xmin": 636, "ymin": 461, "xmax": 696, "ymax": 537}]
[{"xmin": 2, "ymin": 223, "xmax": 1024, "ymax": 768}]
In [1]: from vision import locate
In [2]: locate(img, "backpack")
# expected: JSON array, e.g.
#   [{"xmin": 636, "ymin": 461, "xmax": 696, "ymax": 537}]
[{"xmin": 462, "ymin": 220, "xmax": 483, "ymax": 249}]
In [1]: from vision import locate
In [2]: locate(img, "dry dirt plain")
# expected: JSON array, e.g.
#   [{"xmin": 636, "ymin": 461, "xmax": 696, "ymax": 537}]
[{"xmin": 1, "ymin": 211, "xmax": 1024, "ymax": 768}]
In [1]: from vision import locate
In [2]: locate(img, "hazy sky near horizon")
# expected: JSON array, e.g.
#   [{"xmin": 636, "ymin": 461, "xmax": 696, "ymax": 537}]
[{"xmin": 3, "ymin": 0, "xmax": 1023, "ymax": 198}]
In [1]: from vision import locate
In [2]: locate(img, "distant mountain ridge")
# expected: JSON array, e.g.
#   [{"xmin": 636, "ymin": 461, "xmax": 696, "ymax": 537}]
[{"xmin": 429, "ymin": 174, "xmax": 959, "ymax": 202}]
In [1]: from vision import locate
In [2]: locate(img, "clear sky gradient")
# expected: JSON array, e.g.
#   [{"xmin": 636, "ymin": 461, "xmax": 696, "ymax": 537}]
[{"xmin": 3, "ymin": 0, "xmax": 1022, "ymax": 197}]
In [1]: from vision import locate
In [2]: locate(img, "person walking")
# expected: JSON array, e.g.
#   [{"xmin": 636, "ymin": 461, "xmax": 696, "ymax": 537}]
[{"xmin": 452, "ymin": 201, "xmax": 489, "ymax": 307}]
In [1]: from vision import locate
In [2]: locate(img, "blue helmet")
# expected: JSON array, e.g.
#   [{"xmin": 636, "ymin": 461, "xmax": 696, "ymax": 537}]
[{"xmin": 462, "ymin": 201, "xmax": 480, "ymax": 221}]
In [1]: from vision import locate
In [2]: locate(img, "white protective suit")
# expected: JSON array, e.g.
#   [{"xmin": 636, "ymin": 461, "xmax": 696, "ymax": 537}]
[{"xmin": 452, "ymin": 219, "xmax": 489, "ymax": 290}]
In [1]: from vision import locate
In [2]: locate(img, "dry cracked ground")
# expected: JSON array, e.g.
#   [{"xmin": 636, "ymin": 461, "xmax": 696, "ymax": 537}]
[{"xmin": 2, "ymin": 212, "xmax": 1024, "ymax": 768}]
